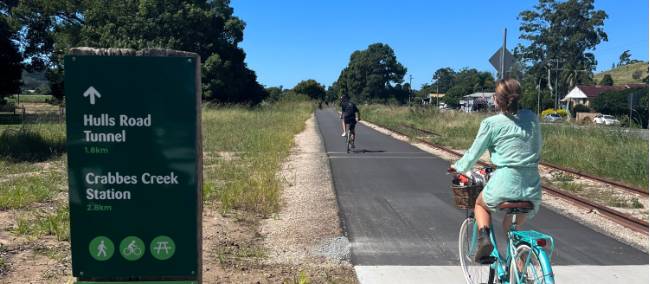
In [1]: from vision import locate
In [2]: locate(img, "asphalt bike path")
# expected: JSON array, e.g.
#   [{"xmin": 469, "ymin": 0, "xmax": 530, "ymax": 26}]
[{"xmin": 315, "ymin": 109, "xmax": 648, "ymax": 283}]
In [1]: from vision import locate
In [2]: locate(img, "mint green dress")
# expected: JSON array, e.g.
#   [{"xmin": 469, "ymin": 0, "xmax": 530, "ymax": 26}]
[{"xmin": 453, "ymin": 109, "xmax": 542, "ymax": 217}]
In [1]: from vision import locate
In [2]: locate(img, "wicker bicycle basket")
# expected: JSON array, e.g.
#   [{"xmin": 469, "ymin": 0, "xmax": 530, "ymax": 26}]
[{"xmin": 451, "ymin": 184, "xmax": 483, "ymax": 209}]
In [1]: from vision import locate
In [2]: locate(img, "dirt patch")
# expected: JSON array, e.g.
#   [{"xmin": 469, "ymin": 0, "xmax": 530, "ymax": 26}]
[{"xmin": 0, "ymin": 236, "xmax": 72, "ymax": 283}]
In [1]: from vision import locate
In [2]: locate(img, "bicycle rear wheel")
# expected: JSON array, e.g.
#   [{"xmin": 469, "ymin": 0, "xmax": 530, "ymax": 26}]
[
  {"xmin": 509, "ymin": 244, "xmax": 548, "ymax": 284},
  {"xmin": 346, "ymin": 131, "xmax": 351, "ymax": 153},
  {"xmin": 459, "ymin": 217, "xmax": 495, "ymax": 284}
]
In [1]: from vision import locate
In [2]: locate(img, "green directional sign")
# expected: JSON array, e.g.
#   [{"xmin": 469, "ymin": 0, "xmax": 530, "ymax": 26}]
[{"xmin": 65, "ymin": 53, "xmax": 202, "ymax": 281}]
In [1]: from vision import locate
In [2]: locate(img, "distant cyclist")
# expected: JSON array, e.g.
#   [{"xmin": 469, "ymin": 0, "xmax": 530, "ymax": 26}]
[
  {"xmin": 340, "ymin": 95, "xmax": 360, "ymax": 144},
  {"xmin": 449, "ymin": 79, "xmax": 542, "ymax": 263}
]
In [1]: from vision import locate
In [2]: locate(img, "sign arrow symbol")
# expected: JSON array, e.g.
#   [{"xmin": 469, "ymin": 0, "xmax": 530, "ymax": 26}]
[{"xmin": 83, "ymin": 86, "xmax": 101, "ymax": 105}]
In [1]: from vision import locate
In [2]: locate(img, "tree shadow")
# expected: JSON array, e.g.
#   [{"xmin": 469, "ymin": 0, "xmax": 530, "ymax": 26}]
[{"xmin": 0, "ymin": 128, "xmax": 65, "ymax": 162}]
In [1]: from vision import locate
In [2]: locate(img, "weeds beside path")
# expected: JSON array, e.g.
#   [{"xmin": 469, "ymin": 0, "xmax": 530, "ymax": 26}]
[
  {"xmin": 362, "ymin": 105, "xmax": 649, "ymax": 189},
  {"xmin": 202, "ymin": 100, "xmax": 314, "ymax": 215}
]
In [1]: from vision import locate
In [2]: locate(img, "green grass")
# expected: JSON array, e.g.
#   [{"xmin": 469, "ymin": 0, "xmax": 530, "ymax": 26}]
[
  {"xmin": 13, "ymin": 206, "xmax": 70, "ymax": 241},
  {"xmin": 541, "ymin": 125, "xmax": 647, "ymax": 189},
  {"xmin": 6, "ymin": 94, "xmax": 52, "ymax": 104},
  {"xmin": 594, "ymin": 62, "xmax": 649, "ymax": 84},
  {"xmin": 202, "ymin": 99, "xmax": 313, "ymax": 215},
  {"xmin": 363, "ymin": 105, "xmax": 487, "ymax": 149},
  {"xmin": 0, "ymin": 160, "xmax": 40, "ymax": 175},
  {"xmin": 0, "ymin": 123, "xmax": 66, "ymax": 162},
  {"xmin": 0, "ymin": 172, "xmax": 65, "ymax": 209},
  {"xmin": 362, "ymin": 104, "xmax": 648, "ymax": 189},
  {"xmin": 285, "ymin": 271, "xmax": 311, "ymax": 284},
  {"xmin": 557, "ymin": 181, "xmax": 585, "ymax": 193}
]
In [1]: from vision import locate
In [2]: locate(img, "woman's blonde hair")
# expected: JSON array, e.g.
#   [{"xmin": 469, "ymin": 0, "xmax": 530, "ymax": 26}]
[{"xmin": 494, "ymin": 79, "xmax": 521, "ymax": 114}]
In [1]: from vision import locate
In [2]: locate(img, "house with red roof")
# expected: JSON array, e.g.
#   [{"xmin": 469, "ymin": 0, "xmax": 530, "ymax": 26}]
[{"xmin": 561, "ymin": 84, "xmax": 647, "ymax": 108}]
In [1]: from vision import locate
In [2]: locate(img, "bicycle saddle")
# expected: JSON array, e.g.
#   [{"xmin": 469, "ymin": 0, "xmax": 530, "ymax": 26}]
[{"xmin": 498, "ymin": 200, "xmax": 534, "ymax": 214}]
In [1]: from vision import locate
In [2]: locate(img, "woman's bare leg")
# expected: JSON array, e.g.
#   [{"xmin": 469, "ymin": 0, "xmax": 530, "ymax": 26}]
[{"xmin": 474, "ymin": 193, "xmax": 491, "ymax": 229}]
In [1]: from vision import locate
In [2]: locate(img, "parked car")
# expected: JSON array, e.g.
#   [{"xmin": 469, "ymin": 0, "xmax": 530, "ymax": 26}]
[
  {"xmin": 593, "ymin": 114, "xmax": 620, "ymax": 126},
  {"xmin": 543, "ymin": 113, "xmax": 562, "ymax": 122}
]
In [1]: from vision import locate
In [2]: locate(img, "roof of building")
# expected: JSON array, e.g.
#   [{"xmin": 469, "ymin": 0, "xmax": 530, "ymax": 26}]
[
  {"xmin": 573, "ymin": 84, "xmax": 647, "ymax": 98},
  {"xmin": 463, "ymin": 92, "xmax": 495, "ymax": 98}
]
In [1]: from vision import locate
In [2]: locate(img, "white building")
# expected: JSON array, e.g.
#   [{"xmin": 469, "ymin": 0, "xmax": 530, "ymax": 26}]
[
  {"xmin": 460, "ymin": 92, "xmax": 495, "ymax": 112},
  {"xmin": 561, "ymin": 84, "xmax": 647, "ymax": 109}
]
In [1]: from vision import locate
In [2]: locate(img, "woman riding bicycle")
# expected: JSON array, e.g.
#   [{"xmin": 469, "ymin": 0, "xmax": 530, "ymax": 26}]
[{"xmin": 449, "ymin": 79, "xmax": 542, "ymax": 264}]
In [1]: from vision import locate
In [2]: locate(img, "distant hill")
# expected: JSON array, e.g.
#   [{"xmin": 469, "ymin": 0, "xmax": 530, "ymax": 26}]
[
  {"xmin": 593, "ymin": 62, "xmax": 648, "ymax": 84},
  {"xmin": 21, "ymin": 70, "xmax": 49, "ymax": 91}
]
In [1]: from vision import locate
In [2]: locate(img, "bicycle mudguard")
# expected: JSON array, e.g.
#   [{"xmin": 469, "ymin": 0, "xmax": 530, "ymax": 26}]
[
  {"xmin": 510, "ymin": 230, "xmax": 555, "ymax": 259},
  {"xmin": 511, "ymin": 230, "xmax": 556, "ymax": 283},
  {"xmin": 533, "ymin": 246, "xmax": 555, "ymax": 284}
]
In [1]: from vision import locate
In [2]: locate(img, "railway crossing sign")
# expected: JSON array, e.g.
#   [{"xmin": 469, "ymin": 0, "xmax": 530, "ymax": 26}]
[
  {"xmin": 489, "ymin": 47, "xmax": 515, "ymax": 75},
  {"xmin": 65, "ymin": 50, "xmax": 202, "ymax": 283}
]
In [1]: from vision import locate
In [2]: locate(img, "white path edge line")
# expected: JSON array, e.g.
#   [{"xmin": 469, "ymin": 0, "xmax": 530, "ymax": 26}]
[{"xmin": 355, "ymin": 265, "xmax": 649, "ymax": 284}]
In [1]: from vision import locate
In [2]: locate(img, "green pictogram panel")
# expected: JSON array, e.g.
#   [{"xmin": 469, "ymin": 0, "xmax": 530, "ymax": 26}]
[{"xmin": 65, "ymin": 55, "xmax": 200, "ymax": 280}]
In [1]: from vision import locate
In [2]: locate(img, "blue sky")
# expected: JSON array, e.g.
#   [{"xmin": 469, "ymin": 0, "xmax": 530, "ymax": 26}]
[{"xmin": 232, "ymin": 0, "xmax": 649, "ymax": 89}]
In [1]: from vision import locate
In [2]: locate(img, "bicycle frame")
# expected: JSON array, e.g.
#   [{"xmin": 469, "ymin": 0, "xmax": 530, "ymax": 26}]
[{"xmin": 467, "ymin": 213, "xmax": 555, "ymax": 284}]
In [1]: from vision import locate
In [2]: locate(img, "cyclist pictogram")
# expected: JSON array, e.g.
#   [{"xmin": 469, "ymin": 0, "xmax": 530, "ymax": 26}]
[{"xmin": 119, "ymin": 236, "xmax": 145, "ymax": 261}]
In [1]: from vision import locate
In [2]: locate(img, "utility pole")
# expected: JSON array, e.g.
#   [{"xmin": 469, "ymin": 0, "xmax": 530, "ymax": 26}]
[
  {"xmin": 536, "ymin": 77, "xmax": 542, "ymax": 115},
  {"xmin": 408, "ymin": 74, "xmax": 413, "ymax": 104},
  {"xmin": 436, "ymin": 84, "xmax": 440, "ymax": 108},
  {"xmin": 548, "ymin": 58, "xmax": 565, "ymax": 110},
  {"xmin": 554, "ymin": 59, "xmax": 559, "ymax": 109},
  {"xmin": 501, "ymin": 28, "xmax": 507, "ymax": 80}
]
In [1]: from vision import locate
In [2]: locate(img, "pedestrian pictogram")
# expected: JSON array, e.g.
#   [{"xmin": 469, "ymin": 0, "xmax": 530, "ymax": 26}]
[
  {"xmin": 120, "ymin": 236, "xmax": 145, "ymax": 261},
  {"xmin": 89, "ymin": 236, "xmax": 114, "ymax": 261},
  {"xmin": 150, "ymin": 235, "xmax": 176, "ymax": 260}
]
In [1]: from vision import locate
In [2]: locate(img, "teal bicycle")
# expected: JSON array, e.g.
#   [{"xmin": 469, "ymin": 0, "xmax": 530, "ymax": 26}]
[{"xmin": 453, "ymin": 168, "xmax": 556, "ymax": 284}]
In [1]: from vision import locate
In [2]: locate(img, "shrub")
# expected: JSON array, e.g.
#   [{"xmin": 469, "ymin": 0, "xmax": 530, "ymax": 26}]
[{"xmin": 541, "ymin": 108, "xmax": 568, "ymax": 118}]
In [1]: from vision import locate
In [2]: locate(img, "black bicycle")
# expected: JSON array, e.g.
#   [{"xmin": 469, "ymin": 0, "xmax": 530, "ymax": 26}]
[{"xmin": 344, "ymin": 124, "xmax": 355, "ymax": 153}]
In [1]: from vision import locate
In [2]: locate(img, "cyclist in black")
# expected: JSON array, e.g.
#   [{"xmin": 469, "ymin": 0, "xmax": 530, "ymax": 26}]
[{"xmin": 340, "ymin": 95, "xmax": 360, "ymax": 147}]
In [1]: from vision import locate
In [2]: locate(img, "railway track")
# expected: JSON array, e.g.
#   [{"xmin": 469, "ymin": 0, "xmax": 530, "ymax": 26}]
[{"xmin": 368, "ymin": 122, "xmax": 649, "ymax": 233}]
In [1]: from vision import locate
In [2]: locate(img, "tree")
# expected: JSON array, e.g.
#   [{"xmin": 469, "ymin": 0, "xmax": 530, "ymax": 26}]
[
  {"xmin": 516, "ymin": 0, "xmax": 607, "ymax": 107},
  {"xmin": 599, "ymin": 74, "xmax": 614, "ymax": 86},
  {"xmin": 265, "ymin": 86, "xmax": 284, "ymax": 101},
  {"xmin": 333, "ymin": 43, "xmax": 407, "ymax": 103},
  {"xmin": 618, "ymin": 50, "xmax": 631, "ymax": 66},
  {"xmin": 431, "ymin": 67, "xmax": 456, "ymax": 93},
  {"xmin": 592, "ymin": 88, "xmax": 646, "ymax": 117},
  {"xmin": 292, "ymin": 79, "xmax": 326, "ymax": 101},
  {"xmin": 12, "ymin": 0, "xmax": 267, "ymax": 104},
  {"xmin": 0, "ymin": 8, "xmax": 22, "ymax": 103},
  {"xmin": 519, "ymin": 75, "xmax": 554, "ymax": 112},
  {"xmin": 442, "ymin": 68, "xmax": 495, "ymax": 107}
]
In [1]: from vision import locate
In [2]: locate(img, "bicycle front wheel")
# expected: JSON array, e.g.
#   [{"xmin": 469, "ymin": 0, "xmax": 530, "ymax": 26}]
[
  {"xmin": 509, "ymin": 244, "xmax": 550, "ymax": 284},
  {"xmin": 459, "ymin": 217, "xmax": 495, "ymax": 284}
]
